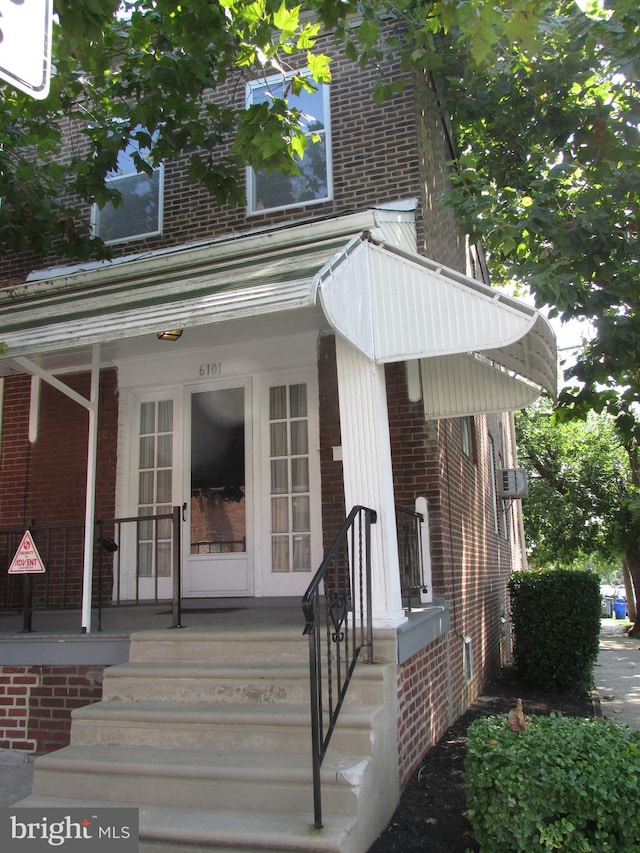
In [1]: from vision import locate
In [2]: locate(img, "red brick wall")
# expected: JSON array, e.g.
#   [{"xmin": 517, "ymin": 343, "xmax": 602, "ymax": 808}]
[
  {"xmin": 397, "ymin": 636, "xmax": 450, "ymax": 788},
  {"xmin": 0, "ymin": 665, "xmax": 104, "ymax": 754},
  {"xmin": 318, "ymin": 334, "xmax": 345, "ymax": 551},
  {"xmin": 384, "ymin": 362, "xmax": 516, "ymax": 784},
  {"xmin": 0, "ymin": 28, "xmax": 424, "ymax": 281},
  {"xmin": 0, "ymin": 369, "xmax": 118, "ymax": 608}
]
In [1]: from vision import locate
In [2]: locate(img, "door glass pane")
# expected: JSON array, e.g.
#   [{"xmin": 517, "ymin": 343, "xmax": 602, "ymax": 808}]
[
  {"xmin": 290, "ymin": 384, "xmax": 307, "ymax": 417},
  {"xmin": 291, "ymin": 458, "xmax": 309, "ymax": 493},
  {"xmin": 138, "ymin": 506, "xmax": 154, "ymax": 541},
  {"xmin": 139, "ymin": 436, "xmax": 155, "ymax": 469},
  {"xmin": 270, "ymin": 422, "xmax": 288, "ymax": 457},
  {"xmin": 157, "ymin": 469, "xmax": 172, "ymax": 503},
  {"xmin": 140, "ymin": 402, "xmax": 155, "ymax": 434},
  {"xmin": 271, "ymin": 459, "xmax": 288, "ymax": 494},
  {"xmin": 270, "ymin": 386, "xmax": 287, "ymax": 420},
  {"xmin": 268, "ymin": 382, "xmax": 311, "ymax": 574},
  {"xmin": 138, "ymin": 541, "xmax": 152, "ymax": 577},
  {"xmin": 139, "ymin": 471, "xmax": 154, "ymax": 504},
  {"xmin": 191, "ymin": 387, "xmax": 246, "ymax": 554},
  {"xmin": 158, "ymin": 515, "xmax": 172, "ymax": 539},
  {"xmin": 157, "ymin": 434, "xmax": 173, "ymax": 467},
  {"xmin": 271, "ymin": 497, "xmax": 289, "ymax": 533},
  {"xmin": 292, "ymin": 535, "xmax": 311, "ymax": 572},
  {"xmin": 158, "ymin": 400, "xmax": 173, "ymax": 433},
  {"xmin": 157, "ymin": 542, "xmax": 172, "ymax": 577},
  {"xmin": 290, "ymin": 421, "xmax": 308, "ymax": 455},
  {"xmin": 272, "ymin": 536, "xmax": 289, "ymax": 572},
  {"xmin": 292, "ymin": 496, "xmax": 310, "ymax": 532}
]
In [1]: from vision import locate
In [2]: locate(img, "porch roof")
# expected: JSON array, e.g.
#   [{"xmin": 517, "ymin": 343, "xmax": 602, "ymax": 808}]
[
  {"xmin": 316, "ymin": 234, "xmax": 557, "ymax": 416},
  {"xmin": 0, "ymin": 212, "xmax": 556, "ymax": 414}
]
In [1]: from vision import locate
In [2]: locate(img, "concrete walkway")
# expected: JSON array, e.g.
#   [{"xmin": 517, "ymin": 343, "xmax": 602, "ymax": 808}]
[
  {"xmin": 594, "ymin": 617, "xmax": 640, "ymax": 730},
  {"xmin": 1, "ymin": 618, "xmax": 638, "ymax": 808}
]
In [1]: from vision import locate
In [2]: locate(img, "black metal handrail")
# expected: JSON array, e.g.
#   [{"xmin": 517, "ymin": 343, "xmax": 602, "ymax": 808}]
[
  {"xmin": 396, "ymin": 504, "xmax": 426, "ymax": 610},
  {"xmin": 96, "ymin": 506, "xmax": 183, "ymax": 629},
  {"xmin": 302, "ymin": 504, "xmax": 377, "ymax": 830}
]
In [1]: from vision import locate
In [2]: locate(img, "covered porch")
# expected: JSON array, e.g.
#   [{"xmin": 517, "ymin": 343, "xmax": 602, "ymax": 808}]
[{"xmin": 0, "ymin": 206, "xmax": 556, "ymax": 638}]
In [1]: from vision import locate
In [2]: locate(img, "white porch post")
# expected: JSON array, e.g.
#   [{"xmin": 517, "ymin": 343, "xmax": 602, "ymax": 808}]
[
  {"xmin": 334, "ymin": 335, "xmax": 406, "ymax": 628},
  {"xmin": 14, "ymin": 350, "xmax": 101, "ymax": 632},
  {"xmin": 81, "ymin": 344, "xmax": 100, "ymax": 633}
]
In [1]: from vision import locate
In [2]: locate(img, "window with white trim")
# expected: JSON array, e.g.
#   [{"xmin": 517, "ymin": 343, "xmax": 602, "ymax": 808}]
[
  {"xmin": 247, "ymin": 72, "xmax": 332, "ymax": 214},
  {"xmin": 488, "ymin": 437, "xmax": 499, "ymax": 535},
  {"xmin": 137, "ymin": 399, "xmax": 174, "ymax": 578},
  {"xmin": 461, "ymin": 416, "xmax": 475, "ymax": 460},
  {"xmin": 92, "ymin": 130, "xmax": 164, "ymax": 244},
  {"xmin": 269, "ymin": 383, "xmax": 311, "ymax": 573}
]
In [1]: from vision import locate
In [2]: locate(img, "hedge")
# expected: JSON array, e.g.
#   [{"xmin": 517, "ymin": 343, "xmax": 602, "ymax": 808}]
[
  {"xmin": 509, "ymin": 569, "xmax": 601, "ymax": 695},
  {"xmin": 466, "ymin": 714, "xmax": 640, "ymax": 852}
]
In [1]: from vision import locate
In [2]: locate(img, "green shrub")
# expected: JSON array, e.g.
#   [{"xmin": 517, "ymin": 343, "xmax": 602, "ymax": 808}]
[
  {"xmin": 465, "ymin": 714, "xmax": 640, "ymax": 852},
  {"xmin": 509, "ymin": 569, "xmax": 601, "ymax": 695}
]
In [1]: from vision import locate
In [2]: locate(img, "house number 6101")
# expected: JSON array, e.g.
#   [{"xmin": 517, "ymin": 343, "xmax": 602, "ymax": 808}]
[{"xmin": 199, "ymin": 362, "xmax": 222, "ymax": 376}]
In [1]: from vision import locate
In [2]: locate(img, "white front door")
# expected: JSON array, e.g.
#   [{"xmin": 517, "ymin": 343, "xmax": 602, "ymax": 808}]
[
  {"xmin": 183, "ymin": 380, "xmax": 252, "ymax": 596},
  {"xmin": 120, "ymin": 335, "xmax": 322, "ymax": 602}
]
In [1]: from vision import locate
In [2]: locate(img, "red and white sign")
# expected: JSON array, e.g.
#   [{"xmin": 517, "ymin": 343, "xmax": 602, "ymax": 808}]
[
  {"xmin": 0, "ymin": 0, "xmax": 53, "ymax": 100},
  {"xmin": 8, "ymin": 530, "xmax": 46, "ymax": 574}
]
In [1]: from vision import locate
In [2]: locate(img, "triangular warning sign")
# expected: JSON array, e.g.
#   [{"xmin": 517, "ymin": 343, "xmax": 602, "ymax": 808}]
[{"xmin": 8, "ymin": 530, "xmax": 46, "ymax": 574}]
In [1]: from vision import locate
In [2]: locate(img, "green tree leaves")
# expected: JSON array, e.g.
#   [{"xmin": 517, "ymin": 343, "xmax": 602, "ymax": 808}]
[
  {"xmin": 0, "ymin": 0, "xmax": 570, "ymax": 261},
  {"xmin": 515, "ymin": 400, "xmax": 632, "ymax": 572}
]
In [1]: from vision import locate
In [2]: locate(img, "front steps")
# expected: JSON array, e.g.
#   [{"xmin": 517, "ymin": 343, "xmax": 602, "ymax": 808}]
[{"xmin": 19, "ymin": 624, "xmax": 400, "ymax": 852}]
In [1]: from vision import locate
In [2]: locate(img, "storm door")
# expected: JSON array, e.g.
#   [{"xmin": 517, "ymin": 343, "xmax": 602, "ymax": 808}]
[{"xmin": 184, "ymin": 382, "xmax": 251, "ymax": 595}]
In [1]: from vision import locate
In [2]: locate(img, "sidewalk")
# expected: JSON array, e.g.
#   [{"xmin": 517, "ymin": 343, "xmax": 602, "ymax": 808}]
[
  {"xmin": 594, "ymin": 617, "xmax": 640, "ymax": 730},
  {"xmin": 0, "ymin": 619, "xmax": 638, "ymax": 808},
  {"xmin": 0, "ymin": 749, "xmax": 33, "ymax": 807}
]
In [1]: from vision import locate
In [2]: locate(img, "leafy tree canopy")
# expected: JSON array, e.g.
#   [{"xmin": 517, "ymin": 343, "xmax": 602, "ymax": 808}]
[
  {"xmin": 438, "ymin": 0, "xmax": 640, "ymax": 626},
  {"xmin": 441, "ymin": 0, "xmax": 640, "ymax": 423},
  {"xmin": 0, "ymin": 0, "xmax": 577, "ymax": 260},
  {"xmin": 515, "ymin": 399, "xmax": 631, "ymax": 576}
]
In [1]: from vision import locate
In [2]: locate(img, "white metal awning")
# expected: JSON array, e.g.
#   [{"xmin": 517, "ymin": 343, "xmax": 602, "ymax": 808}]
[
  {"xmin": 315, "ymin": 234, "xmax": 556, "ymax": 417},
  {"xmin": 0, "ymin": 215, "xmax": 556, "ymax": 417}
]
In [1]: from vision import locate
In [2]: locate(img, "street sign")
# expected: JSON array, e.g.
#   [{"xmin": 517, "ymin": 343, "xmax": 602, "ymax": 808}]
[
  {"xmin": 8, "ymin": 529, "xmax": 46, "ymax": 574},
  {"xmin": 0, "ymin": 0, "xmax": 53, "ymax": 100}
]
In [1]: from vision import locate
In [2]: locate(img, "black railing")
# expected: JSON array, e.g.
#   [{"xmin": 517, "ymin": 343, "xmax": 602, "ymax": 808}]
[
  {"xmin": 396, "ymin": 505, "xmax": 426, "ymax": 610},
  {"xmin": 0, "ymin": 507, "xmax": 183, "ymax": 630},
  {"xmin": 96, "ymin": 506, "xmax": 183, "ymax": 629},
  {"xmin": 302, "ymin": 505, "xmax": 377, "ymax": 830}
]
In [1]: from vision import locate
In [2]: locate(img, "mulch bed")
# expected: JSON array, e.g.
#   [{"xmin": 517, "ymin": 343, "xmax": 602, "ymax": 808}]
[{"xmin": 368, "ymin": 672, "xmax": 594, "ymax": 852}]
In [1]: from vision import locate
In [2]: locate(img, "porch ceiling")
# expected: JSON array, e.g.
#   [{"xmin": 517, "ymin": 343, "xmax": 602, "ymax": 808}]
[{"xmin": 315, "ymin": 235, "xmax": 557, "ymax": 416}]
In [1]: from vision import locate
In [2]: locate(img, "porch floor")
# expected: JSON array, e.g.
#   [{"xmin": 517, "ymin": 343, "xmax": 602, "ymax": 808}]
[{"xmin": 0, "ymin": 599, "xmax": 304, "ymax": 638}]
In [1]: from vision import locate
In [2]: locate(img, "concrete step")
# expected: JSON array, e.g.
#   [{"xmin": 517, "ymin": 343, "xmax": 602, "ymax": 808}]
[
  {"xmin": 16, "ymin": 796, "xmax": 358, "ymax": 853},
  {"xmin": 127, "ymin": 627, "xmax": 396, "ymax": 667},
  {"xmin": 31, "ymin": 744, "xmax": 369, "ymax": 816},
  {"xmin": 102, "ymin": 661, "xmax": 389, "ymax": 706},
  {"xmin": 128, "ymin": 627, "xmax": 308, "ymax": 665},
  {"xmin": 70, "ymin": 700, "xmax": 381, "ymax": 756}
]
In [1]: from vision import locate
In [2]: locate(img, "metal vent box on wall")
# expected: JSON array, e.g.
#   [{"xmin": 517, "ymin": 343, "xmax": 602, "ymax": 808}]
[{"xmin": 498, "ymin": 468, "xmax": 528, "ymax": 499}]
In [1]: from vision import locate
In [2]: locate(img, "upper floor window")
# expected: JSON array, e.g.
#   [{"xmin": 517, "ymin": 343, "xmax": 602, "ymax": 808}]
[
  {"xmin": 92, "ymin": 131, "xmax": 164, "ymax": 245},
  {"xmin": 247, "ymin": 71, "xmax": 332, "ymax": 214}
]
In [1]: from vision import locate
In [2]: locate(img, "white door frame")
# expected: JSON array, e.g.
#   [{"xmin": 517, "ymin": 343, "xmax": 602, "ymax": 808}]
[{"xmin": 182, "ymin": 377, "xmax": 254, "ymax": 597}]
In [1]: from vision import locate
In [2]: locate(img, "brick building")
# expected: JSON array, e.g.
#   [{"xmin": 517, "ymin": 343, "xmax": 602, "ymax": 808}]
[{"xmin": 0, "ymin": 28, "xmax": 555, "ymax": 852}]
